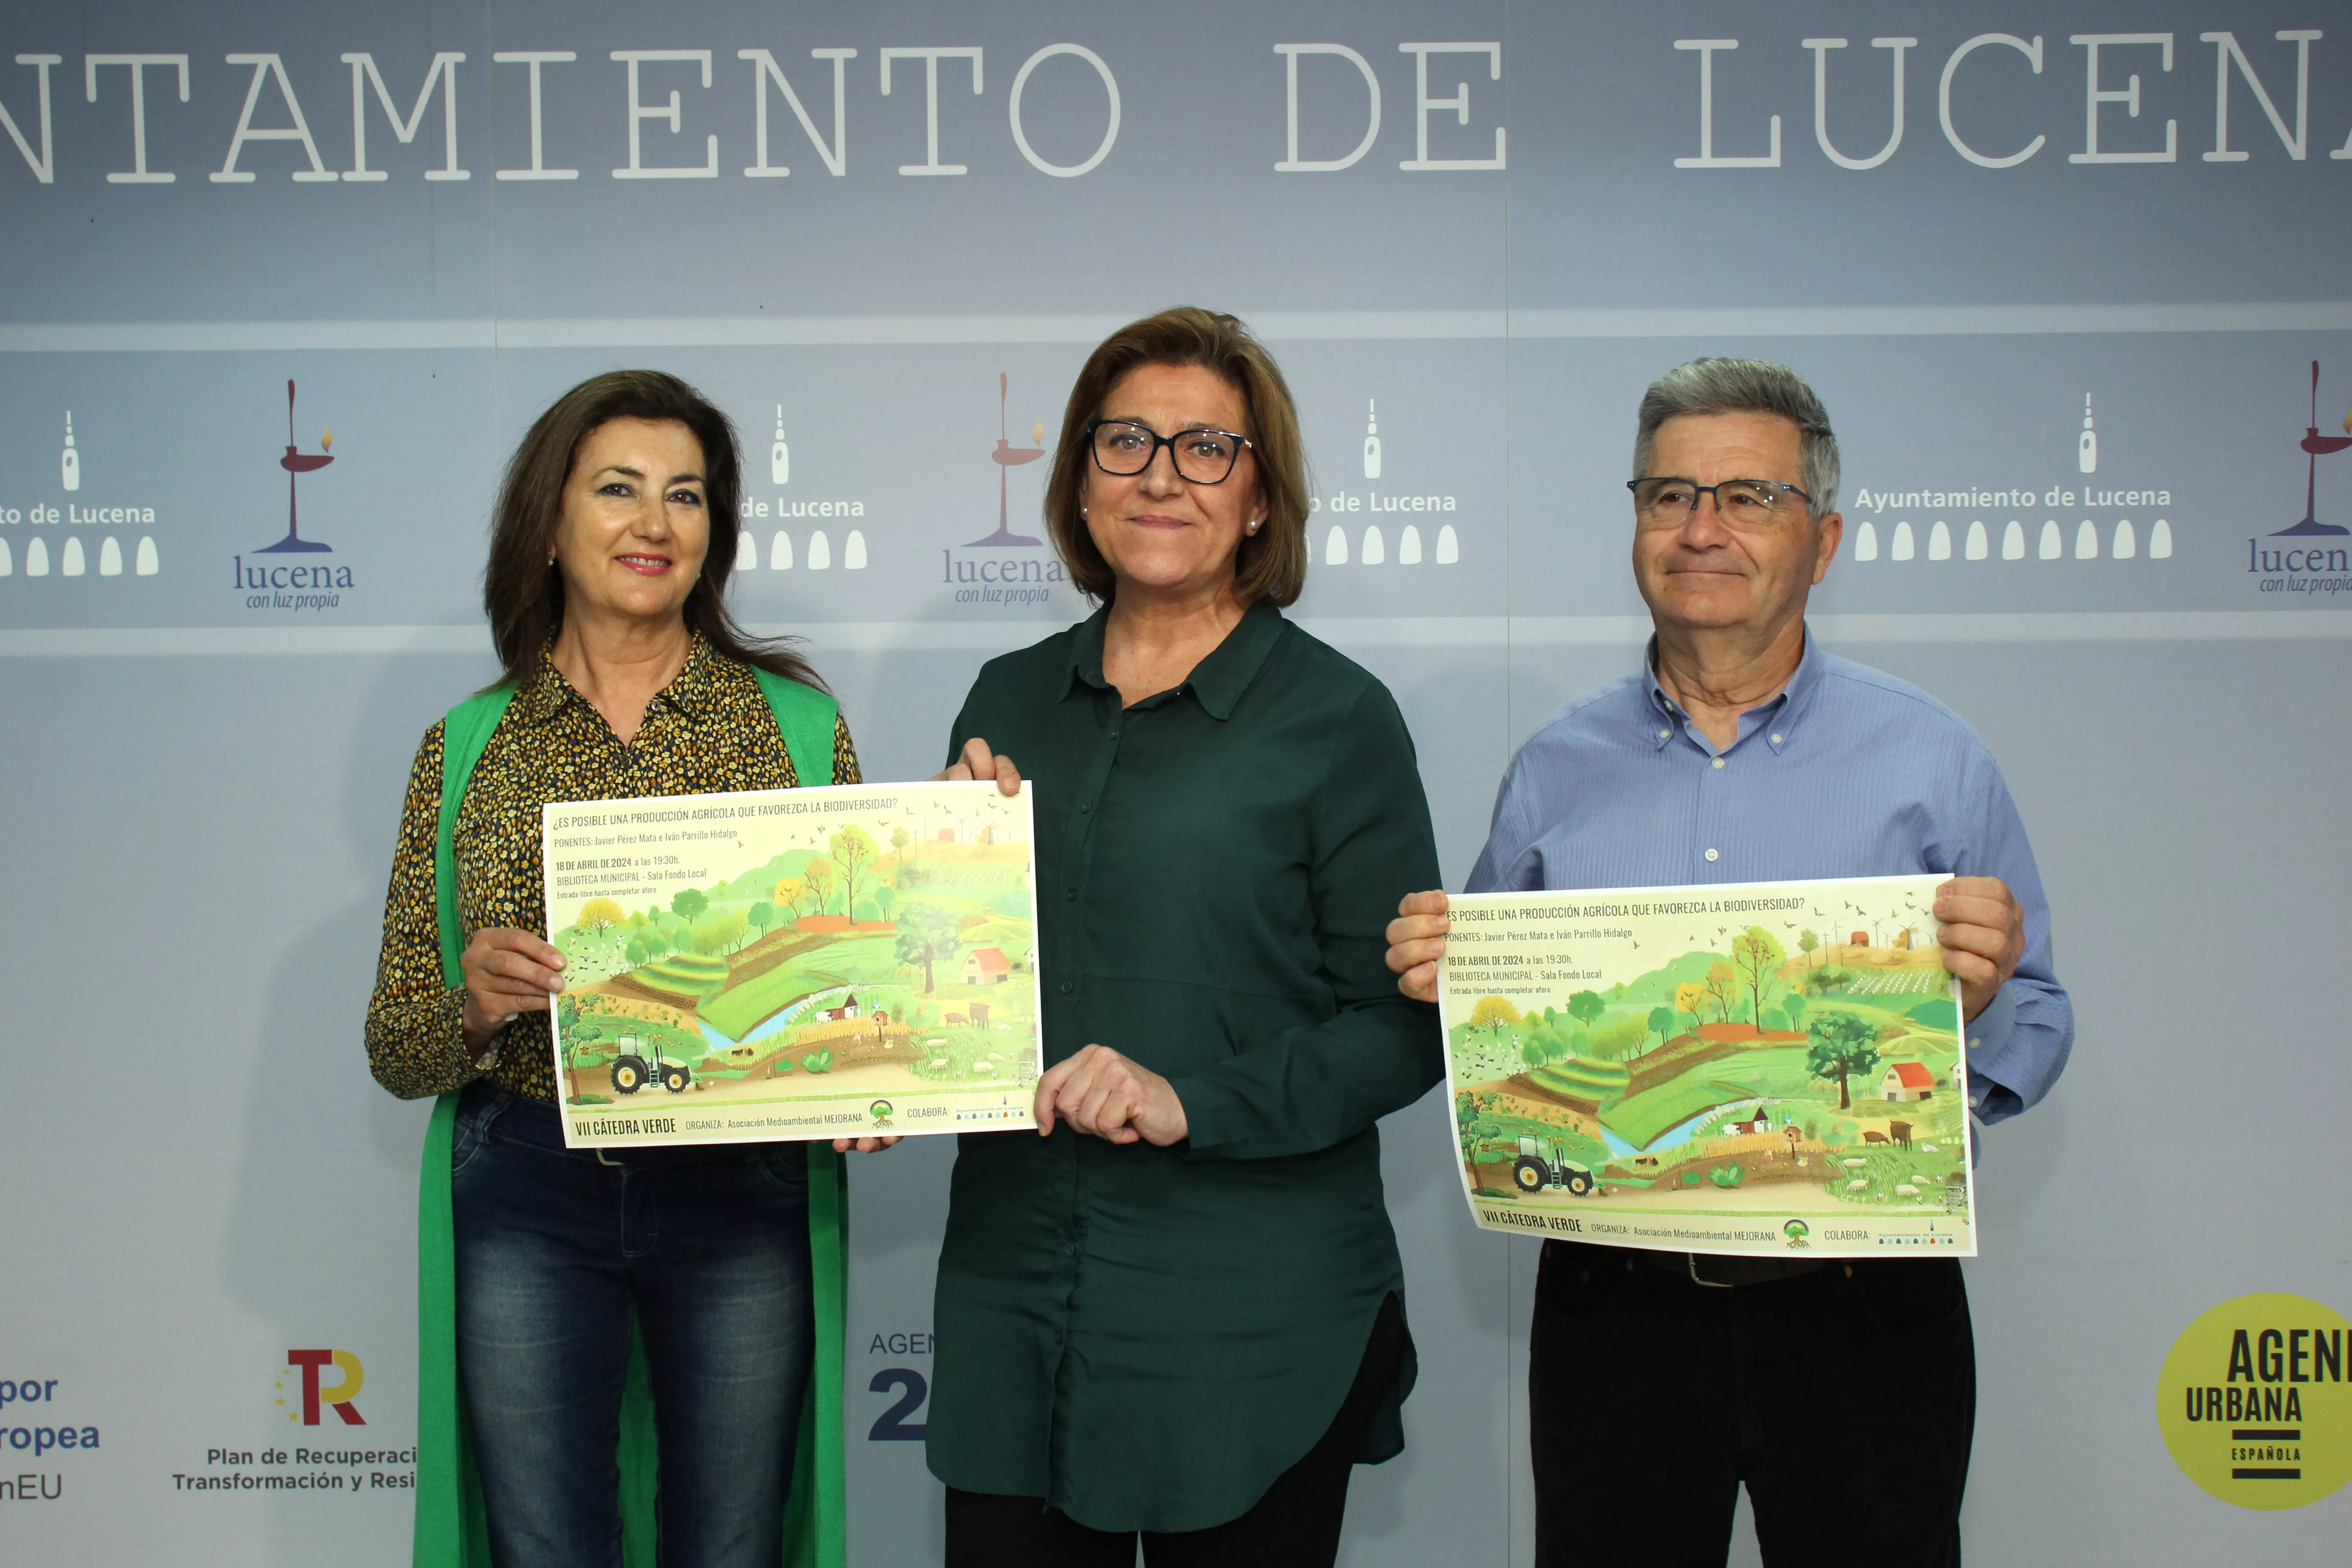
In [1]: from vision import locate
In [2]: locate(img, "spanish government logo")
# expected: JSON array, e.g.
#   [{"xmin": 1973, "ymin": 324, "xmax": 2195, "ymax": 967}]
[
  {"xmin": 275, "ymin": 1348, "xmax": 367, "ymax": 1426},
  {"xmin": 2156, "ymin": 1292, "xmax": 2350, "ymax": 1509}
]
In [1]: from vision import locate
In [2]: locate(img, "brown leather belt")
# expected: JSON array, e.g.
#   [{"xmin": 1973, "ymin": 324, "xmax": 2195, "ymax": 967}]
[{"xmin": 1632, "ymin": 1249, "xmax": 1831, "ymax": 1289}]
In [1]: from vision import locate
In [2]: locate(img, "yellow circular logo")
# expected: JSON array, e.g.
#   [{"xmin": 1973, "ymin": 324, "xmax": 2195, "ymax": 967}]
[{"xmin": 2156, "ymin": 1292, "xmax": 2352, "ymax": 1509}]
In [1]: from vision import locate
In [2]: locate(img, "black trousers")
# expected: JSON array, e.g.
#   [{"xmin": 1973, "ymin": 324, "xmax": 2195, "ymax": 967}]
[
  {"xmin": 1530, "ymin": 1241, "xmax": 1975, "ymax": 1568},
  {"xmin": 944, "ymin": 1293, "xmax": 1407, "ymax": 1568}
]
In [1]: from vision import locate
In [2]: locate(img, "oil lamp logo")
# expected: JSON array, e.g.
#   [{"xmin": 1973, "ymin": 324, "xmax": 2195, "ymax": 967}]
[
  {"xmin": 2247, "ymin": 361, "xmax": 2352, "ymax": 590},
  {"xmin": 970, "ymin": 372, "xmax": 1047, "ymax": 547},
  {"xmin": 2268, "ymin": 360, "xmax": 2352, "ymax": 538},
  {"xmin": 942, "ymin": 373, "xmax": 1067, "ymax": 606},
  {"xmin": 231, "ymin": 379, "xmax": 353, "ymax": 608},
  {"xmin": 276, "ymin": 1349, "xmax": 366, "ymax": 1426}
]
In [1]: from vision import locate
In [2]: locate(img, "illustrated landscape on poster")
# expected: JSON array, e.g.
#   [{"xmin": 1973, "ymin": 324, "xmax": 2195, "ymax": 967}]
[
  {"xmin": 541, "ymin": 781, "xmax": 1042, "ymax": 1148},
  {"xmin": 1438, "ymin": 876, "xmax": 1975, "ymax": 1259}
]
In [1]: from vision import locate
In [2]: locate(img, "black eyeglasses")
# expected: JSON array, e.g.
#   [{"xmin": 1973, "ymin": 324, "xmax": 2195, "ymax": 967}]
[
  {"xmin": 1086, "ymin": 419, "xmax": 1254, "ymax": 485},
  {"xmin": 1627, "ymin": 477, "xmax": 1813, "ymax": 530}
]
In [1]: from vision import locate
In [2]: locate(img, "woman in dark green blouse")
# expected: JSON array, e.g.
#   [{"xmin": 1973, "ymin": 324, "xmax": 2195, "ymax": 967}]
[{"xmin": 927, "ymin": 308, "xmax": 1444, "ymax": 1566}]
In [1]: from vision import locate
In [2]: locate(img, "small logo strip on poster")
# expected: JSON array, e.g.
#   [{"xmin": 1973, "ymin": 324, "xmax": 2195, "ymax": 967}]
[{"xmin": 2157, "ymin": 1292, "xmax": 2352, "ymax": 1509}]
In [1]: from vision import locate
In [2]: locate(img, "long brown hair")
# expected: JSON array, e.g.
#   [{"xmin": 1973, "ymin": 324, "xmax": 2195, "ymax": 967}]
[
  {"xmin": 482, "ymin": 370, "xmax": 826, "ymax": 693},
  {"xmin": 1044, "ymin": 307, "xmax": 1311, "ymax": 607}
]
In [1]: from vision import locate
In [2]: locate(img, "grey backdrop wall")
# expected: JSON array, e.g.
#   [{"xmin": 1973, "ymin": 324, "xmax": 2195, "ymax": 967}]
[{"xmin": 3, "ymin": 2, "xmax": 2348, "ymax": 1563}]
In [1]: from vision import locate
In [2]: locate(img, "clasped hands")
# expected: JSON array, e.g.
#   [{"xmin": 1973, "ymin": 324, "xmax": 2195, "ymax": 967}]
[{"xmin": 1385, "ymin": 876, "xmax": 2027, "ymax": 1024}]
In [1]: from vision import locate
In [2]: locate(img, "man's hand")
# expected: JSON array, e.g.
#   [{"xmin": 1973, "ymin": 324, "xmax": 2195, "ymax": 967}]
[
  {"xmin": 461, "ymin": 927, "xmax": 565, "ymax": 1055},
  {"xmin": 935, "ymin": 736, "xmax": 1023, "ymax": 797},
  {"xmin": 1385, "ymin": 890, "xmax": 1450, "ymax": 1004},
  {"xmin": 1033, "ymin": 1044, "xmax": 1188, "ymax": 1146},
  {"xmin": 1935, "ymin": 876, "xmax": 2025, "ymax": 1023},
  {"xmin": 832, "ymin": 1136, "xmax": 902, "ymax": 1154}
]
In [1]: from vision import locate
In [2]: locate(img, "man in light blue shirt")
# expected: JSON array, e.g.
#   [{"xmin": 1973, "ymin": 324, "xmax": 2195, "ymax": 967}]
[{"xmin": 1387, "ymin": 359, "xmax": 2071, "ymax": 1568}]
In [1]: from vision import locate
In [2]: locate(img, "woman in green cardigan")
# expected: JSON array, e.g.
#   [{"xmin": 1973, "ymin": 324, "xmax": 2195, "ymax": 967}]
[
  {"xmin": 929, "ymin": 309, "xmax": 1445, "ymax": 1565},
  {"xmin": 366, "ymin": 371, "xmax": 874, "ymax": 1568}
]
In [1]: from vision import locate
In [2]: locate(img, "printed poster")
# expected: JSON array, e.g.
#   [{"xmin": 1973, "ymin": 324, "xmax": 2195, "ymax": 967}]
[
  {"xmin": 541, "ymin": 781, "xmax": 1043, "ymax": 1149},
  {"xmin": 1438, "ymin": 875, "xmax": 1975, "ymax": 1259}
]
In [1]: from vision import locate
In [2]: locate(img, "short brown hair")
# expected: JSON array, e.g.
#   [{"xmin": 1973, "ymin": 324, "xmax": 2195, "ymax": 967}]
[
  {"xmin": 1044, "ymin": 307, "xmax": 1310, "ymax": 607},
  {"xmin": 482, "ymin": 370, "xmax": 825, "ymax": 694}
]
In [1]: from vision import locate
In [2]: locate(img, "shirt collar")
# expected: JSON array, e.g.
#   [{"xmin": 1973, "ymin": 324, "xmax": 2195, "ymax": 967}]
[
  {"xmin": 1061, "ymin": 598, "xmax": 1287, "ymax": 720},
  {"xmin": 1641, "ymin": 623, "xmax": 1821, "ymax": 755},
  {"xmin": 519, "ymin": 630, "xmax": 718, "ymax": 723}
]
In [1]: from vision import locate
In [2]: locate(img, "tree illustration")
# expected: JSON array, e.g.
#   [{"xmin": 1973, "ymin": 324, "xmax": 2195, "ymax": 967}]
[
  {"xmin": 890, "ymin": 826, "xmax": 911, "ymax": 855},
  {"xmin": 893, "ymin": 902, "xmax": 961, "ymax": 993},
  {"xmin": 642, "ymin": 931, "xmax": 668, "ymax": 961},
  {"xmin": 1565, "ymin": 991, "xmax": 1605, "ymax": 1034},
  {"xmin": 1703, "ymin": 962, "xmax": 1739, "ymax": 1023},
  {"xmin": 563, "ymin": 1023, "xmax": 602, "ymax": 1103},
  {"xmin": 802, "ymin": 860, "xmax": 838, "ymax": 916},
  {"xmin": 1587, "ymin": 1015, "xmax": 1648, "ymax": 1061},
  {"xmin": 1798, "ymin": 928, "xmax": 1820, "ymax": 968},
  {"xmin": 623, "ymin": 938, "xmax": 647, "ymax": 968},
  {"xmin": 1673, "ymin": 982, "xmax": 1708, "ymax": 1030},
  {"xmin": 874, "ymin": 884, "xmax": 899, "ymax": 920},
  {"xmin": 1469, "ymin": 996, "xmax": 1521, "ymax": 1036},
  {"xmin": 1646, "ymin": 1005, "xmax": 1675, "ymax": 1051},
  {"xmin": 749, "ymin": 900, "xmax": 776, "ymax": 937},
  {"xmin": 1782, "ymin": 994, "xmax": 1808, "ymax": 1033},
  {"xmin": 578, "ymin": 897, "xmax": 624, "ymax": 936},
  {"xmin": 671, "ymin": 887, "xmax": 708, "ymax": 922},
  {"xmin": 1729, "ymin": 926, "xmax": 1786, "ymax": 1036},
  {"xmin": 1805, "ymin": 1010, "xmax": 1883, "ymax": 1111},
  {"xmin": 831, "ymin": 826, "xmax": 878, "ymax": 921}
]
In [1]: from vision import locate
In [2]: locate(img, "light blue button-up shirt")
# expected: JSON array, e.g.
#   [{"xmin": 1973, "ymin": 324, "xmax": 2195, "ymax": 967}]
[{"xmin": 1465, "ymin": 629, "xmax": 2071, "ymax": 1125}]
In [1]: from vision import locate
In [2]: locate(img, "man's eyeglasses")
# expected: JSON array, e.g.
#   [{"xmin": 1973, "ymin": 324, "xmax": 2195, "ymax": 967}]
[
  {"xmin": 1627, "ymin": 477, "xmax": 1813, "ymax": 529},
  {"xmin": 1087, "ymin": 419, "xmax": 1253, "ymax": 485}
]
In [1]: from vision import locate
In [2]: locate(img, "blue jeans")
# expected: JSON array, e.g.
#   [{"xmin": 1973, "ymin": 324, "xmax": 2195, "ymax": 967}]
[{"xmin": 451, "ymin": 1086, "xmax": 814, "ymax": 1568}]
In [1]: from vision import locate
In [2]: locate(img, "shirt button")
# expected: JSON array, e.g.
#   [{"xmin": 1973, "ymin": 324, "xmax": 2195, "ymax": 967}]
[
  {"xmin": 1108, "ymin": 730, "xmax": 1120, "ymax": 740},
  {"xmin": 1062, "ymin": 1243, "xmax": 1075, "ymax": 1256},
  {"xmin": 1058, "ymin": 981, "xmax": 1073, "ymax": 995},
  {"xmin": 1769, "ymin": 733, "xmax": 1783, "ymax": 745},
  {"xmin": 1079, "ymin": 803, "xmax": 1092, "ymax": 814},
  {"xmin": 1710, "ymin": 757, "xmax": 1725, "ymax": 770},
  {"xmin": 1656, "ymin": 728, "xmax": 1670, "ymax": 740},
  {"xmin": 1065, "ymin": 887, "xmax": 1077, "ymax": 902},
  {"xmin": 1705, "ymin": 848, "xmax": 1720, "ymax": 862}
]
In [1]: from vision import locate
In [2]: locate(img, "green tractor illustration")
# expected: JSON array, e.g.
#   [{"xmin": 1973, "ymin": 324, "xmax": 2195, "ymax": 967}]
[
  {"xmin": 610, "ymin": 1033, "xmax": 694, "ymax": 1096},
  {"xmin": 1513, "ymin": 1132, "xmax": 1598, "ymax": 1197}
]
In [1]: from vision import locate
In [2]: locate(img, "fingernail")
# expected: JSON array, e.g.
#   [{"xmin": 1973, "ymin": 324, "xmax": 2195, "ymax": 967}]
[{"xmin": 502, "ymin": 1013, "xmax": 518, "ymax": 1022}]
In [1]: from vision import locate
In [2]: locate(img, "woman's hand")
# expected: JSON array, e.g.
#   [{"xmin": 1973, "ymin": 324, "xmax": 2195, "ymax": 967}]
[
  {"xmin": 1384, "ymin": 889, "xmax": 1450, "ymax": 1004},
  {"xmin": 1034, "ymin": 1044, "xmax": 1188, "ymax": 1147},
  {"xmin": 833, "ymin": 1136, "xmax": 903, "ymax": 1154},
  {"xmin": 935, "ymin": 736, "xmax": 1024, "ymax": 797},
  {"xmin": 460, "ymin": 927, "xmax": 566, "ymax": 1056}
]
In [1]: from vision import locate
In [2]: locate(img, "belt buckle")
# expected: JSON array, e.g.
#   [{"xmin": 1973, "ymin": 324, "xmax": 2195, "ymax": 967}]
[{"xmin": 1686, "ymin": 1252, "xmax": 1735, "ymax": 1289}]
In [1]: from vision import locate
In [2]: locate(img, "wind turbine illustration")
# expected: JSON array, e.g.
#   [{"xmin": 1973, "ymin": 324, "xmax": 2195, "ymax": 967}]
[
  {"xmin": 2273, "ymin": 360, "xmax": 2352, "ymax": 537},
  {"xmin": 967, "ymin": 372, "xmax": 1045, "ymax": 547},
  {"xmin": 259, "ymin": 379, "xmax": 334, "ymax": 554}
]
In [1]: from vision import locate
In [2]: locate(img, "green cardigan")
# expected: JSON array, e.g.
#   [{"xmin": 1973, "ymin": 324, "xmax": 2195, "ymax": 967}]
[{"xmin": 412, "ymin": 668, "xmax": 849, "ymax": 1568}]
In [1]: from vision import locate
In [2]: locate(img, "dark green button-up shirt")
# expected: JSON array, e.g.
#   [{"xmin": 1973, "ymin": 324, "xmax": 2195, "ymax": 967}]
[{"xmin": 924, "ymin": 601, "xmax": 1443, "ymax": 1533}]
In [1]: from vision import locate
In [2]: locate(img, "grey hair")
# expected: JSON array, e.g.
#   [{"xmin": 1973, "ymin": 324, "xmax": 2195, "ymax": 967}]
[{"xmin": 1631, "ymin": 358, "xmax": 1840, "ymax": 519}]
